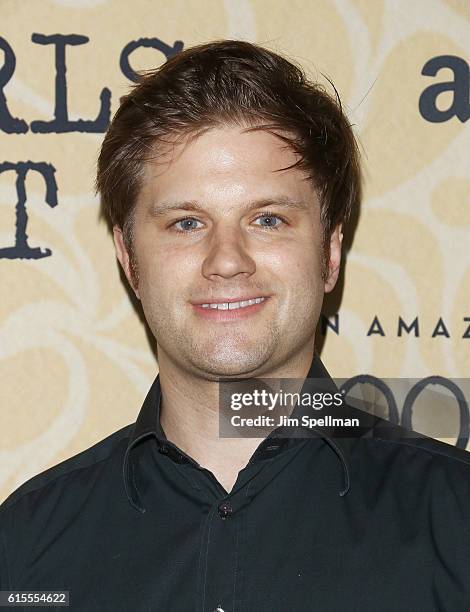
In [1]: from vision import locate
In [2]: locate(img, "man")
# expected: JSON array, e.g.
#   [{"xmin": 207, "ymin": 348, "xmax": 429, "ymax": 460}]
[{"xmin": 1, "ymin": 40, "xmax": 469, "ymax": 611}]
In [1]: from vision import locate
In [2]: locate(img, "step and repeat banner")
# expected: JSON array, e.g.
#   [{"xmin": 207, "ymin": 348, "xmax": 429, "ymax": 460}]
[{"xmin": 1, "ymin": 0, "xmax": 469, "ymax": 501}]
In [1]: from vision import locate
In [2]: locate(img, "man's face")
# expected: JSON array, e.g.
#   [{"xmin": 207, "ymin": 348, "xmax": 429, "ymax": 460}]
[{"xmin": 114, "ymin": 125, "xmax": 342, "ymax": 379}]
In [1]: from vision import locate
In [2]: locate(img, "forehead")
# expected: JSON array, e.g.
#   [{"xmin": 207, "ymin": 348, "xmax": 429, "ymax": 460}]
[{"xmin": 138, "ymin": 125, "xmax": 317, "ymax": 206}]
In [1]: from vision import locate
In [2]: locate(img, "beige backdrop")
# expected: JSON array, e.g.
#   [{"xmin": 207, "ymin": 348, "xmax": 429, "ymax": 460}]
[{"xmin": 1, "ymin": 0, "xmax": 469, "ymax": 502}]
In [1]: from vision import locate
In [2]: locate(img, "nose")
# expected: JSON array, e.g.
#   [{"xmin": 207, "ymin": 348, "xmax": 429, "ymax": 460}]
[{"xmin": 201, "ymin": 223, "xmax": 256, "ymax": 281}]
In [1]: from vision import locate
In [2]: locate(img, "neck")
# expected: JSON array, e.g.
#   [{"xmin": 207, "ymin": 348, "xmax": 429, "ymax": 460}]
[{"xmin": 157, "ymin": 345, "xmax": 315, "ymax": 494}]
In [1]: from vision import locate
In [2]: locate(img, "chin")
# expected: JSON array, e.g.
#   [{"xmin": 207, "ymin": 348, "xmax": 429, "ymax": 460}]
[{"xmin": 193, "ymin": 351, "xmax": 269, "ymax": 379}]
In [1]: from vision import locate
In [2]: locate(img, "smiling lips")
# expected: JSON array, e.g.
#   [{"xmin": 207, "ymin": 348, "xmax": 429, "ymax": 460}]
[
  {"xmin": 192, "ymin": 296, "xmax": 270, "ymax": 319},
  {"xmin": 200, "ymin": 297, "xmax": 266, "ymax": 310}
]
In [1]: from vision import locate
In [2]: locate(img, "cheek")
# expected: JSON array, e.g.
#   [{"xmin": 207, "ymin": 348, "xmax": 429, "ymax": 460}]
[
  {"xmin": 271, "ymin": 248, "xmax": 324, "ymax": 321},
  {"xmin": 137, "ymin": 246, "xmax": 197, "ymax": 308},
  {"xmin": 262, "ymin": 241, "xmax": 323, "ymax": 285},
  {"xmin": 133, "ymin": 248, "xmax": 166, "ymax": 302}
]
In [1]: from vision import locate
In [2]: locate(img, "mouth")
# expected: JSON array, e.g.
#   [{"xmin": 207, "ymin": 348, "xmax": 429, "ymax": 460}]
[
  {"xmin": 191, "ymin": 296, "xmax": 271, "ymax": 320},
  {"xmin": 199, "ymin": 296, "xmax": 267, "ymax": 310}
]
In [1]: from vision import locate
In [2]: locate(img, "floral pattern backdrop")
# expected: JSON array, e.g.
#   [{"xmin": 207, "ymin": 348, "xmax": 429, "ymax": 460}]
[{"xmin": 1, "ymin": 0, "xmax": 469, "ymax": 501}]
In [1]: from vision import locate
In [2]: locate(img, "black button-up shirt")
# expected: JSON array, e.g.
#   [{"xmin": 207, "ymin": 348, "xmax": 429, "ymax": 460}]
[{"xmin": 1, "ymin": 354, "xmax": 470, "ymax": 611}]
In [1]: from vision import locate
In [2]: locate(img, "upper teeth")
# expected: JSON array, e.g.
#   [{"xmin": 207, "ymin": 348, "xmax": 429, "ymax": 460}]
[{"xmin": 200, "ymin": 297, "xmax": 266, "ymax": 310}]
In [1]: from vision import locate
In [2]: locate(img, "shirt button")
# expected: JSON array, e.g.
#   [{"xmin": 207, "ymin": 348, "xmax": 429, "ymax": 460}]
[
  {"xmin": 159, "ymin": 445, "xmax": 168, "ymax": 454},
  {"xmin": 217, "ymin": 502, "xmax": 233, "ymax": 519},
  {"xmin": 214, "ymin": 606, "xmax": 225, "ymax": 612}
]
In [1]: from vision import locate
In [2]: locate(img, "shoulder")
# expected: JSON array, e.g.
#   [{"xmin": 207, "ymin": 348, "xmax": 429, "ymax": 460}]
[
  {"xmin": 356, "ymin": 415, "xmax": 470, "ymax": 495},
  {"xmin": 372, "ymin": 417, "xmax": 470, "ymax": 469},
  {"xmin": 341, "ymin": 399, "xmax": 470, "ymax": 471},
  {"xmin": 0, "ymin": 423, "xmax": 134, "ymax": 514},
  {"xmin": 0, "ymin": 425, "xmax": 137, "ymax": 589}
]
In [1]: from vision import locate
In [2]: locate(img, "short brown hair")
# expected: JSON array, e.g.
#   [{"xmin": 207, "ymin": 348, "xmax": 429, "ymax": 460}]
[{"xmin": 96, "ymin": 39, "xmax": 361, "ymax": 281}]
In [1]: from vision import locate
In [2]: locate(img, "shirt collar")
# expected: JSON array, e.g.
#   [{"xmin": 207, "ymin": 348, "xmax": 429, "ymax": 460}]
[
  {"xmin": 280, "ymin": 354, "xmax": 354, "ymax": 497},
  {"xmin": 123, "ymin": 353, "xmax": 356, "ymax": 512}
]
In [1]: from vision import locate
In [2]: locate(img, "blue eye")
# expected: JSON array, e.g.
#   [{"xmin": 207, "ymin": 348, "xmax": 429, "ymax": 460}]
[
  {"xmin": 173, "ymin": 217, "xmax": 203, "ymax": 232},
  {"xmin": 253, "ymin": 213, "xmax": 285, "ymax": 230},
  {"xmin": 171, "ymin": 212, "xmax": 286, "ymax": 233}
]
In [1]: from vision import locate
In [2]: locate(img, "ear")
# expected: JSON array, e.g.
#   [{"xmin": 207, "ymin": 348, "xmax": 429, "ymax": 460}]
[
  {"xmin": 324, "ymin": 224, "xmax": 343, "ymax": 294},
  {"xmin": 113, "ymin": 225, "xmax": 140, "ymax": 299}
]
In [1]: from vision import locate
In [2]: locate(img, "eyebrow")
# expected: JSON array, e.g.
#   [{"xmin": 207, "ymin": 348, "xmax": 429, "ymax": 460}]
[{"xmin": 149, "ymin": 196, "xmax": 311, "ymax": 218}]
